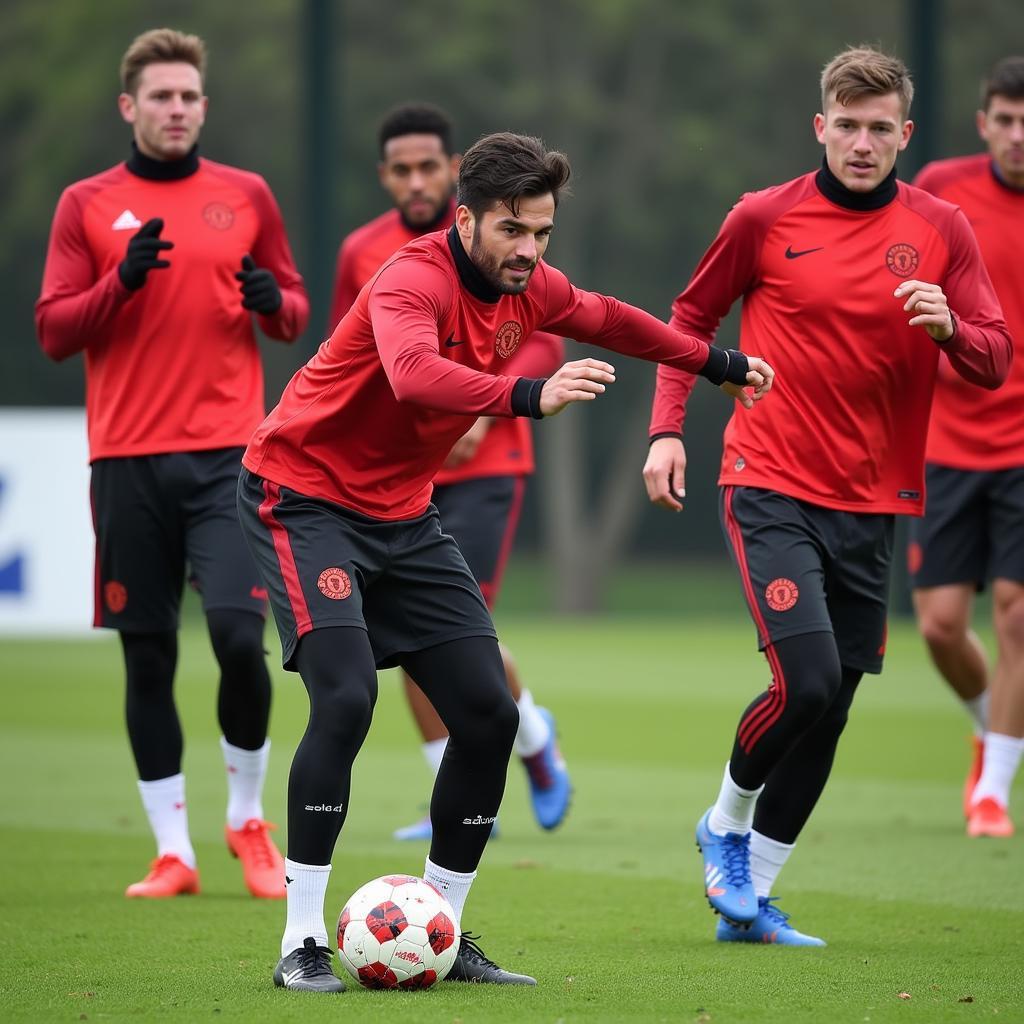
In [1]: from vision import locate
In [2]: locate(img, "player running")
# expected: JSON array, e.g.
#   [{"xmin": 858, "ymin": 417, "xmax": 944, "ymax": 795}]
[
  {"xmin": 239, "ymin": 131, "xmax": 773, "ymax": 991},
  {"xmin": 910, "ymin": 56, "xmax": 1024, "ymax": 838},
  {"xmin": 643, "ymin": 46, "xmax": 1011, "ymax": 945}
]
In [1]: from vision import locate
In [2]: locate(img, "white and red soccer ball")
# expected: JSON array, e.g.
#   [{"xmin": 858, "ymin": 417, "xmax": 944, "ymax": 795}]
[{"xmin": 336, "ymin": 874, "xmax": 460, "ymax": 990}]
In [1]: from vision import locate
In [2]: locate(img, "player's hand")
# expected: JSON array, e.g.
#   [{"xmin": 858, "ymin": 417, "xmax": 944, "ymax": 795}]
[
  {"xmin": 894, "ymin": 280, "xmax": 954, "ymax": 342},
  {"xmin": 720, "ymin": 355, "xmax": 774, "ymax": 408},
  {"xmin": 642, "ymin": 436, "xmax": 688, "ymax": 511},
  {"xmin": 444, "ymin": 417, "xmax": 493, "ymax": 468},
  {"xmin": 539, "ymin": 358, "xmax": 616, "ymax": 416},
  {"xmin": 236, "ymin": 254, "xmax": 282, "ymax": 315},
  {"xmin": 118, "ymin": 218, "xmax": 173, "ymax": 291}
]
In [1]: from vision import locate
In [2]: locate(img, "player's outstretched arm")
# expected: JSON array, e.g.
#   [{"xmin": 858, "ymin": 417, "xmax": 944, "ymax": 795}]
[
  {"xmin": 642, "ymin": 436, "xmax": 687, "ymax": 512},
  {"xmin": 539, "ymin": 358, "xmax": 616, "ymax": 416}
]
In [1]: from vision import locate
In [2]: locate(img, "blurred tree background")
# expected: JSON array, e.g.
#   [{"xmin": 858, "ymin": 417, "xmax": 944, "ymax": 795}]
[{"xmin": 3, "ymin": 0, "xmax": 1020, "ymax": 609}]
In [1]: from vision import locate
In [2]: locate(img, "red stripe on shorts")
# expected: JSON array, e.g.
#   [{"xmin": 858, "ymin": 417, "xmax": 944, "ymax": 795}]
[
  {"xmin": 258, "ymin": 480, "xmax": 312, "ymax": 638},
  {"xmin": 479, "ymin": 476, "xmax": 526, "ymax": 609},
  {"xmin": 722, "ymin": 487, "xmax": 788, "ymax": 753}
]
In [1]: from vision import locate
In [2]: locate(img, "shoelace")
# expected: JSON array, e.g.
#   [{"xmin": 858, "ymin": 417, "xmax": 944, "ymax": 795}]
[
  {"xmin": 759, "ymin": 897, "xmax": 791, "ymax": 928},
  {"xmin": 296, "ymin": 939, "xmax": 334, "ymax": 976},
  {"xmin": 240, "ymin": 820, "xmax": 278, "ymax": 868},
  {"xmin": 458, "ymin": 932, "xmax": 500, "ymax": 971},
  {"xmin": 720, "ymin": 833, "xmax": 753, "ymax": 888},
  {"xmin": 522, "ymin": 749, "xmax": 554, "ymax": 790}
]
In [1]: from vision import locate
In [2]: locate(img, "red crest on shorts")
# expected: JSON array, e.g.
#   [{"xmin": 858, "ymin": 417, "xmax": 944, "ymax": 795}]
[
  {"xmin": 765, "ymin": 578, "xmax": 799, "ymax": 612},
  {"xmin": 885, "ymin": 243, "xmax": 919, "ymax": 277},
  {"xmin": 495, "ymin": 320, "xmax": 523, "ymax": 358},
  {"xmin": 202, "ymin": 202, "xmax": 235, "ymax": 230},
  {"xmin": 317, "ymin": 567, "xmax": 352, "ymax": 600},
  {"xmin": 104, "ymin": 581, "xmax": 127, "ymax": 614}
]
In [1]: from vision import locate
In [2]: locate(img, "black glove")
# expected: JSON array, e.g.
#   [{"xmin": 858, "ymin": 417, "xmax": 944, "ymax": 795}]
[
  {"xmin": 235, "ymin": 254, "xmax": 282, "ymax": 315},
  {"xmin": 118, "ymin": 218, "xmax": 173, "ymax": 291}
]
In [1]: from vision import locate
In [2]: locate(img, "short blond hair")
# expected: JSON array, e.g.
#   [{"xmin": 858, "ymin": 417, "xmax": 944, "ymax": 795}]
[
  {"xmin": 821, "ymin": 46, "xmax": 914, "ymax": 119},
  {"xmin": 120, "ymin": 28, "xmax": 206, "ymax": 95}
]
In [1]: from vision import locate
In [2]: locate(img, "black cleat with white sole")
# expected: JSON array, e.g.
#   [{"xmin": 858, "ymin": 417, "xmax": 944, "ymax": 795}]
[
  {"xmin": 447, "ymin": 932, "xmax": 537, "ymax": 985},
  {"xmin": 273, "ymin": 936, "xmax": 345, "ymax": 992}
]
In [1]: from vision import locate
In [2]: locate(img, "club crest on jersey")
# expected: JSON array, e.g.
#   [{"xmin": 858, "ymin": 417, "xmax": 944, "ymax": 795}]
[
  {"xmin": 495, "ymin": 320, "xmax": 523, "ymax": 358},
  {"xmin": 202, "ymin": 202, "xmax": 235, "ymax": 230},
  {"xmin": 104, "ymin": 580, "xmax": 128, "ymax": 613},
  {"xmin": 885, "ymin": 243, "xmax": 919, "ymax": 277},
  {"xmin": 317, "ymin": 567, "xmax": 352, "ymax": 601},
  {"xmin": 765, "ymin": 577, "xmax": 799, "ymax": 612}
]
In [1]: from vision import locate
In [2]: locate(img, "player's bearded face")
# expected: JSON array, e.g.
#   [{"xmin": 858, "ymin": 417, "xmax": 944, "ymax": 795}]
[
  {"xmin": 380, "ymin": 135, "xmax": 459, "ymax": 230},
  {"xmin": 120, "ymin": 62, "xmax": 207, "ymax": 162},
  {"xmin": 814, "ymin": 91, "xmax": 912, "ymax": 193},
  {"xmin": 468, "ymin": 196, "xmax": 555, "ymax": 295}
]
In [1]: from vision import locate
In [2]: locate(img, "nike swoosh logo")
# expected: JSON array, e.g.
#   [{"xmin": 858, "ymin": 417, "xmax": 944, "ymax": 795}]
[
  {"xmin": 785, "ymin": 245, "xmax": 824, "ymax": 259},
  {"xmin": 444, "ymin": 333, "xmax": 465, "ymax": 348}
]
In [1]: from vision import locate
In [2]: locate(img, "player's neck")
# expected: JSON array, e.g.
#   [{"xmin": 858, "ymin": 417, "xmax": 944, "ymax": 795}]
[
  {"xmin": 989, "ymin": 159, "xmax": 1024, "ymax": 194},
  {"xmin": 815, "ymin": 157, "xmax": 898, "ymax": 211},
  {"xmin": 446, "ymin": 225, "xmax": 501, "ymax": 304},
  {"xmin": 126, "ymin": 141, "xmax": 200, "ymax": 181}
]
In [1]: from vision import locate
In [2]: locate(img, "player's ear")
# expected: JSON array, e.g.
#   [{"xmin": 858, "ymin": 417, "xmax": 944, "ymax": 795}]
[
  {"xmin": 118, "ymin": 92, "xmax": 137, "ymax": 125},
  {"xmin": 455, "ymin": 204, "xmax": 474, "ymax": 241}
]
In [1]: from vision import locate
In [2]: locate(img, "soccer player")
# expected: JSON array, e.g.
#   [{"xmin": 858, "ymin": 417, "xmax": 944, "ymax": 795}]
[
  {"xmin": 36, "ymin": 29, "xmax": 308, "ymax": 900},
  {"xmin": 238, "ymin": 131, "xmax": 773, "ymax": 992},
  {"xmin": 642, "ymin": 47, "xmax": 1011, "ymax": 945},
  {"xmin": 909, "ymin": 56, "xmax": 1024, "ymax": 839},
  {"xmin": 331, "ymin": 103, "xmax": 571, "ymax": 843}
]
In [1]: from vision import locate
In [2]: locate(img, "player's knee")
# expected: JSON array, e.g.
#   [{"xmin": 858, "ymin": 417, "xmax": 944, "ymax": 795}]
[
  {"xmin": 917, "ymin": 609, "xmax": 966, "ymax": 653},
  {"xmin": 995, "ymin": 593, "xmax": 1024, "ymax": 652},
  {"xmin": 451, "ymin": 689, "xmax": 518, "ymax": 757},
  {"xmin": 122, "ymin": 631, "xmax": 176, "ymax": 694},
  {"xmin": 207, "ymin": 609, "xmax": 265, "ymax": 675},
  {"xmin": 773, "ymin": 634, "xmax": 842, "ymax": 727}
]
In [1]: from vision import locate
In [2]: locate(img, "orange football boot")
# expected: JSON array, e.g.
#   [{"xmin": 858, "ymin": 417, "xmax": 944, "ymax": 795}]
[
  {"xmin": 125, "ymin": 854, "xmax": 200, "ymax": 898},
  {"xmin": 967, "ymin": 797, "xmax": 1015, "ymax": 838},
  {"xmin": 963, "ymin": 736, "xmax": 984, "ymax": 819},
  {"xmin": 225, "ymin": 818, "xmax": 286, "ymax": 898}
]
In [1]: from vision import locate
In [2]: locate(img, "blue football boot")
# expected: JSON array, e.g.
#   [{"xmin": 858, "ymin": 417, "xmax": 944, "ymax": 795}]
[
  {"xmin": 393, "ymin": 814, "xmax": 499, "ymax": 842},
  {"xmin": 695, "ymin": 808, "xmax": 756, "ymax": 925},
  {"xmin": 521, "ymin": 707, "xmax": 572, "ymax": 830},
  {"xmin": 716, "ymin": 896, "xmax": 826, "ymax": 946}
]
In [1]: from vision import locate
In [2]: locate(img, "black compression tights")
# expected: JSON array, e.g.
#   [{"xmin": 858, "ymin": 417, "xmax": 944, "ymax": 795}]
[
  {"xmin": 121, "ymin": 609, "xmax": 271, "ymax": 781},
  {"xmin": 727, "ymin": 631, "xmax": 863, "ymax": 844},
  {"xmin": 288, "ymin": 629, "xmax": 517, "ymax": 871}
]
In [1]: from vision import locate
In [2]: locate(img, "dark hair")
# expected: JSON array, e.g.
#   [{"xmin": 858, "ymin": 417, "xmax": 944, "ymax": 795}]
[
  {"xmin": 457, "ymin": 132, "xmax": 571, "ymax": 218},
  {"xmin": 378, "ymin": 103, "xmax": 454, "ymax": 158},
  {"xmin": 821, "ymin": 46, "xmax": 914, "ymax": 118},
  {"xmin": 982, "ymin": 56, "xmax": 1024, "ymax": 109},
  {"xmin": 121, "ymin": 28, "xmax": 206, "ymax": 95}
]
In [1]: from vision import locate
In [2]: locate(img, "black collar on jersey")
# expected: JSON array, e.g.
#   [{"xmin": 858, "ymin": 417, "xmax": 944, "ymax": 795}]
[
  {"xmin": 815, "ymin": 157, "xmax": 898, "ymax": 211},
  {"xmin": 990, "ymin": 159, "xmax": 1024, "ymax": 194},
  {"xmin": 447, "ymin": 225, "xmax": 501, "ymax": 304},
  {"xmin": 125, "ymin": 142, "xmax": 200, "ymax": 181}
]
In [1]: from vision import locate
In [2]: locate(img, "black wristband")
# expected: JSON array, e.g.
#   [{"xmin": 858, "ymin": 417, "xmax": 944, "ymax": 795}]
[
  {"xmin": 511, "ymin": 377, "xmax": 546, "ymax": 418},
  {"xmin": 699, "ymin": 346, "xmax": 749, "ymax": 386},
  {"xmin": 649, "ymin": 431, "xmax": 683, "ymax": 445}
]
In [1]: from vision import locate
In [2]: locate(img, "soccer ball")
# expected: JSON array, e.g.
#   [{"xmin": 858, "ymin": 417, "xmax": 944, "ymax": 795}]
[{"xmin": 336, "ymin": 874, "xmax": 460, "ymax": 990}]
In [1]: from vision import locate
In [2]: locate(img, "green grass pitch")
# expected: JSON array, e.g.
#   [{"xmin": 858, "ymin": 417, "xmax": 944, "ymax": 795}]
[{"xmin": 1, "ymin": 610, "xmax": 1020, "ymax": 1023}]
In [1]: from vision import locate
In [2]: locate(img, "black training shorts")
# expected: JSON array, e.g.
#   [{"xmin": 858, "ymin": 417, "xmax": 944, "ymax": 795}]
[
  {"xmin": 432, "ymin": 475, "xmax": 525, "ymax": 609},
  {"xmin": 908, "ymin": 463, "xmax": 1024, "ymax": 591},
  {"xmin": 719, "ymin": 485, "xmax": 894, "ymax": 674},
  {"xmin": 237, "ymin": 468, "xmax": 497, "ymax": 671},
  {"xmin": 90, "ymin": 448, "xmax": 268, "ymax": 632}
]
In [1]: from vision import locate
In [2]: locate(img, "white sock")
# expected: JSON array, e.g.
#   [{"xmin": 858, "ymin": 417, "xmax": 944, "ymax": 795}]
[
  {"xmin": 422, "ymin": 738, "xmax": 448, "ymax": 778},
  {"xmin": 749, "ymin": 830, "xmax": 795, "ymax": 899},
  {"xmin": 423, "ymin": 858, "xmax": 474, "ymax": 924},
  {"xmin": 708, "ymin": 762, "xmax": 763, "ymax": 836},
  {"xmin": 221, "ymin": 736, "xmax": 270, "ymax": 830},
  {"xmin": 963, "ymin": 691, "xmax": 990, "ymax": 737},
  {"xmin": 137, "ymin": 774, "xmax": 196, "ymax": 868},
  {"xmin": 972, "ymin": 732, "xmax": 1024, "ymax": 807},
  {"xmin": 513, "ymin": 689, "xmax": 549, "ymax": 757},
  {"xmin": 281, "ymin": 859, "xmax": 331, "ymax": 956}
]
